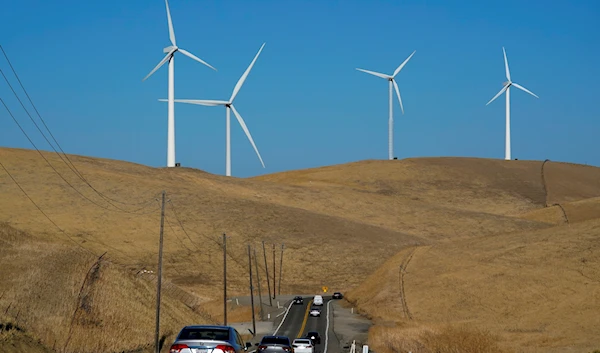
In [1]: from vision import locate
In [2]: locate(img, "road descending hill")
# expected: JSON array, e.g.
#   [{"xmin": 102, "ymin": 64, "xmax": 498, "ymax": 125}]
[{"xmin": 2, "ymin": 147, "xmax": 600, "ymax": 352}]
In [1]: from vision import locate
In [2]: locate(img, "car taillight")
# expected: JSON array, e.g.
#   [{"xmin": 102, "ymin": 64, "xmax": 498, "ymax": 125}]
[
  {"xmin": 258, "ymin": 345, "xmax": 267, "ymax": 350},
  {"xmin": 170, "ymin": 344, "xmax": 189, "ymax": 353},
  {"xmin": 283, "ymin": 347, "xmax": 292, "ymax": 352},
  {"xmin": 214, "ymin": 344, "xmax": 236, "ymax": 353}
]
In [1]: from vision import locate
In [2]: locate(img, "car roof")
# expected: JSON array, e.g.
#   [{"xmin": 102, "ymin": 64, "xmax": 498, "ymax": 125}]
[
  {"xmin": 307, "ymin": 331, "xmax": 319, "ymax": 334},
  {"xmin": 182, "ymin": 325, "xmax": 232, "ymax": 330},
  {"xmin": 294, "ymin": 339, "xmax": 311, "ymax": 342},
  {"xmin": 262, "ymin": 335, "xmax": 289, "ymax": 339}
]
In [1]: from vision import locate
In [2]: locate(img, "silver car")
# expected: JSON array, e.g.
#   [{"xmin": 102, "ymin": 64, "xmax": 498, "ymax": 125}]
[{"xmin": 169, "ymin": 325, "xmax": 252, "ymax": 353}]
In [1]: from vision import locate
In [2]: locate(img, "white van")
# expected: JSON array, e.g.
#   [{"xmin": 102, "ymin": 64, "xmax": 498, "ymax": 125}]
[{"xmin": 313, "ymin": 295, "xmax": 323, "ymax": 306}]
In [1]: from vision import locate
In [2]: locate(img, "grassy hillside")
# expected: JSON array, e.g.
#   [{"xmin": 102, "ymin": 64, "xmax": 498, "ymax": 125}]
[
  {"xmin": 0, "ymin": 222, "xmax": 213, "ymax": 352},
  {"xmin": 2, "ymin": 147, "xmax": 600, "ymax": 352},
  {"xmin": 346, "ymin": 217, "xmax": 600, "ymax": 353}
]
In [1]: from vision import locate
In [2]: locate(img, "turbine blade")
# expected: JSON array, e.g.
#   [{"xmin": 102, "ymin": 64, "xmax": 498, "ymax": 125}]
[
  {"xmin": 355, "ymin": 68, "xmax": 390, "ymax": 79},
  {"xmin": 230, "ymin": 104, "xmax": 265, "ymax": 168},
  {"xmin": 503, "ymin": 47, "xmax": 511, "ymax": 81},
  {"xmin": 142, "ymin": 50, "xmax": 174, "ymax": 81},
  {"xmin": 165, "ymin": 0, "xmax": 176, "ymax": 46},
  {"xmin": 163, "ymin": 99, "xmax": 227, "ymax": 106},
  {"xmin": 179, "ymin": 48, "xmax": 217, "ymax": 71},
  {"xmin": 486, "ymin": 85, "xmax": 509, "ymax": 105},
  {"xmin": 392, "ymin": 80, "xmax": 404, "ymax": 114},
  {"xmin": 230, "ymin": 43, "xmax": 266, "ymax": 103},
  {"xmin": 512, "ymin": 83, "xmax": 539, "ymax": 99},
  {"xmin": 393, "ymin": 50, "xmax": 416, "ymax": 78}
]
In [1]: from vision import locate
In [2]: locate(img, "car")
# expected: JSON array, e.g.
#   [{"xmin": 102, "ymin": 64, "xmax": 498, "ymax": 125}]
[
  {"xmin": 256, "ymin": 335, "xmax": 293, "ymax": 353},
  {"xmin": 332, "ymin": 292, "xmax": 343, "ymax": 299},
  {"xmin": 292, "ymin": 338, "xmax": 315, "ymax": 353},
  {"xmin": 309, "ymin": 306, "xmax": 321, "ymax": 317},
  {"xmin": 293, "ymin": 296, "xmax": 304, "ymax": 305},
  {"xmin": 305, "ymin": 331, "xmax": 321, "ymax": 345},
  {"xmin": 313, "ymin": 295, "xmax": 323, "ymax": 306},
  {"xmin": 169, "ymin": 325, "xmax": 252, "ymax": 353}
]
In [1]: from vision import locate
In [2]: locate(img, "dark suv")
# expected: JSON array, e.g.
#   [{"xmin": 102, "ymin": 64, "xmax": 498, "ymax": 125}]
[
  {"xmin": 169, "ymin": 325, "xmax": 252, "ymax": 353},
  {"xmin": 305, "ymin": 331, "xmax": 321, "ymax": 345},
  {"xmin": 256, "ymin": 335, "xmax": 292, "ymax": 353},
  {"xmin": 293, "ymin": 296, "xmax": 303, "ymax": 305}
]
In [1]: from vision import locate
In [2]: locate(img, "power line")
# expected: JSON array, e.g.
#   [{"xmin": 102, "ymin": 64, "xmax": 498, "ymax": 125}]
[
  {"xmin": 167, "ymin": 200, "xmax": 204, "ymax": 252},
  {"xmin": 0, "ymin": 44, "xmax": 158, "ymax": 211},
  {"xmin": 0, "ymin": 158, "xmax": 98, "ymax": 257},
  {"xmin": 0, "ymin": 95, "xmax": 158, "ymax": 215}
]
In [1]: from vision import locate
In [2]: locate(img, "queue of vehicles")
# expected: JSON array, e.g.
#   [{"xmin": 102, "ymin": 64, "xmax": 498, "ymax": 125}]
[{"xmin": 169, "ymin": 293, "xmax": 342, "ymax": 353}]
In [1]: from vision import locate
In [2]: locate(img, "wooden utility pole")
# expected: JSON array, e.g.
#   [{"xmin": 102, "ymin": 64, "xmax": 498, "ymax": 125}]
[
  {"xmin": 272, "ymin": 243, "xmax": 276, "ymax": 300},
  {"xmin": 154, "ymin": 190, "xmax": 166, "ymax": 353},
  {"xmin": 223, "ymin": 233, "xmax": 227, "ymax": 326},
  {"xmin": 262, "ymin": 241, "xmax": 273, "ymax": 306},
  {"xmin": 248, "ymin": 245, "xmax": 256, "ymax": 336},
  {"xmin": 253, "ymin": 247, "xmax": 265, "ymax": 320},
  {"xmin": 278, "ymin": 243, "xmax": 284, "ymax": 295}
]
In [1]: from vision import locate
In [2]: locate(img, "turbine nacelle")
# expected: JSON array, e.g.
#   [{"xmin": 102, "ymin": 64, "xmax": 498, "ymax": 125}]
[{"xmin": 163, "ymin": 45, "xmax": 177, "ymax": 54}]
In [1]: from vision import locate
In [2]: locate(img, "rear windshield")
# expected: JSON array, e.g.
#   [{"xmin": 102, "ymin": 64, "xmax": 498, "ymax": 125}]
[
  {"xmin": 178, "ymin": 328, "xmax": 230, "ymax": 341},
  {"xmin": 294, "ymin": 340, "xmax": 311, "ymax": 344},
  {"xmin": 261, "ymin": 337, "xmax": 290, "ymax": 345}
]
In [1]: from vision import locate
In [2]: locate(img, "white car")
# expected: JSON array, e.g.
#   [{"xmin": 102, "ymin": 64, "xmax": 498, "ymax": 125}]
[
  {"xmin": 292, "ymin": 339, "xmax": 315, "ymax": 353},
  {"xmin": 313, "ymin": 295, "xmax": 323, "ymax": 306},
  {"xmin": 309, "ymin": 307, "xmax": 321, "ymax": 317}
]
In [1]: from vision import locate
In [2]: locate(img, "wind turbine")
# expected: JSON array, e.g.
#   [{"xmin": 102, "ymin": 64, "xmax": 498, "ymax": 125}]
[
  {"xmin": 143, "ymin": 0, "xmax": 216, "ymax": 168},
  {"xmin": 160, "ymin": 43, "xmax": 266, "ymax": 177},
  {"xmin": 486, "ymin": 47, "xmax": 539, "ymax": 160},
  {"xmin": 356, "ymin": 50, "xmax": 416, "ymax": 160}
]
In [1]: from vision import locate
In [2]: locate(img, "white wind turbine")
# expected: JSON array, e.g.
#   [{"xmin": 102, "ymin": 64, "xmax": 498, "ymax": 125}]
[
  {"xmin": 160, "ymin": 43, "xmax": 266, "ymax": 177},
  {"xmin": 143, "ymin": 0, "xmax": 216, "ymax": 168},
  {"xmin": 356, "ymin": 50, "xmax": 416, "ymax": 160},
  {"xmin": 486, "ymin": 47, "xmax": 539, "ymax": 160}
]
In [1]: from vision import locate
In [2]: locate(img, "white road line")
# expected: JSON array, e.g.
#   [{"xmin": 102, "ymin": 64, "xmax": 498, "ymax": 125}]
[
  {"xmin": 272, "ymin": 300, "xmax": 295, "ymax": 335},
  {"xmin": 324, "ymin": 299, "xmax": 332, "ymax": 353},
  {"xmin": 276, "ymin": 309, "xmax": 287, "ymax": 318}
]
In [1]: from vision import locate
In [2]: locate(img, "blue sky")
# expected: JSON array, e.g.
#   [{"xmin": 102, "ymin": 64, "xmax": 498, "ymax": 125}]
[{"xmin": 1, "ymin": 0, "xmax": 599, "ymax": 177}]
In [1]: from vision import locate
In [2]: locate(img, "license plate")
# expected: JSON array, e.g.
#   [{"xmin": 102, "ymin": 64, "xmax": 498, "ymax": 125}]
[{"xmin": 194, "ymin": 349, "xmax": 210, "ymax": 353}]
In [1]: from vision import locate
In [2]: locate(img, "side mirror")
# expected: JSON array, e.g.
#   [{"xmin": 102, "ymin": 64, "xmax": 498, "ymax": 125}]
[{"xmin": 246, "ymin": 342, "xmax": 252, "ymax": 348}]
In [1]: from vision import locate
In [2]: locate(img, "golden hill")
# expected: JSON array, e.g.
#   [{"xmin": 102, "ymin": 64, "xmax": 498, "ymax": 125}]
[
  {"xmin": 2, "ymin": 147, "xmax": 600, "ymax": 352},
  {"xmin": 346, "ymin": 216, "xmax": 600, "ymax": 353}
]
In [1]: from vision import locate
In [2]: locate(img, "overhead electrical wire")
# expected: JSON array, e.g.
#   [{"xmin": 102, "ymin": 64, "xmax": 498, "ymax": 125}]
[
  {"xmin": 0, "ymin": 95, "xmax": 159, "ymax": 216},
  {"xmin": 0, "ymin": 159, "xmax": 99, "ymax": 257},
  {"xmin": 0, "ymin": 44, "xmax": 158, "ymax": 213}
]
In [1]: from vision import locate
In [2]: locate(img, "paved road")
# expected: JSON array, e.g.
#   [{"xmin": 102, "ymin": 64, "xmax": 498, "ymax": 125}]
[{"xmin": 261, "ymin": 295, "xmax": 341, "ymax": 353}]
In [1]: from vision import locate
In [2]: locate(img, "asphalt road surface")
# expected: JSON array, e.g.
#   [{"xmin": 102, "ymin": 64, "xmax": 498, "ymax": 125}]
[{"xmin": 261, "ymin": 296, "xmax": 341, "ymax": 353}]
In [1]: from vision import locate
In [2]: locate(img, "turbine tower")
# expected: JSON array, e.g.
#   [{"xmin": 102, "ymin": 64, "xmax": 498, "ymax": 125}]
[
  {"xmin": 143, "ymin": 0, "xmax": 216, "ymax": 168},
  {"xmin": 486, "ymin": 47, "xmax": 539, "ymax": 160},
  {"xmin": 356, "ymin": 50, "xmax": 416, "ymax": 160},
  {"xmin": 160, "ymin": 43, "xmax": 266, "ymax": 176}
]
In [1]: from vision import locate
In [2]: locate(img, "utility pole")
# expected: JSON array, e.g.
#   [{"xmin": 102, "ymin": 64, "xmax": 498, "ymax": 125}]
[
  {"xmin": 154, "ymin": 190, "xmax": 166, "ymax": 353},
  {"xmin": 248, "ymin": 245, "xmax": 256, "ymax": 336},
  {"xmin": 223, "ymin": 233, "xmax": 227, "ymax": 326},
  {"xmin": 272, "ymin": 243, "xmax": 276, "ymax": 300},
  {"xmin": 278, "ymin": 243, "xmax": 284, "ymax": 295},
  {"xmin": 253, "ymin": 247, "xmax": 265, "ymax": 320},
  {"xmin": 262, "ymin": 241, "xmax": 273, "ymax": 306}
]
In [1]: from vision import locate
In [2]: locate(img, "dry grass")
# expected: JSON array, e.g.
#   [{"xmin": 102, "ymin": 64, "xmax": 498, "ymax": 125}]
[
  {"xmin": 347, "ymin": 218, "xmax": 600, "ymax": 353},
  {"xmin": 0, "ymin": 222, "xmax": 210, "ymax": 352},
  {"xmin": 369, "ymin": 324, "xmax": 508, "ymax": 353},
  {"xmin": 3, "ymin": 147, "xmax": 600, "ymax": 352}
]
